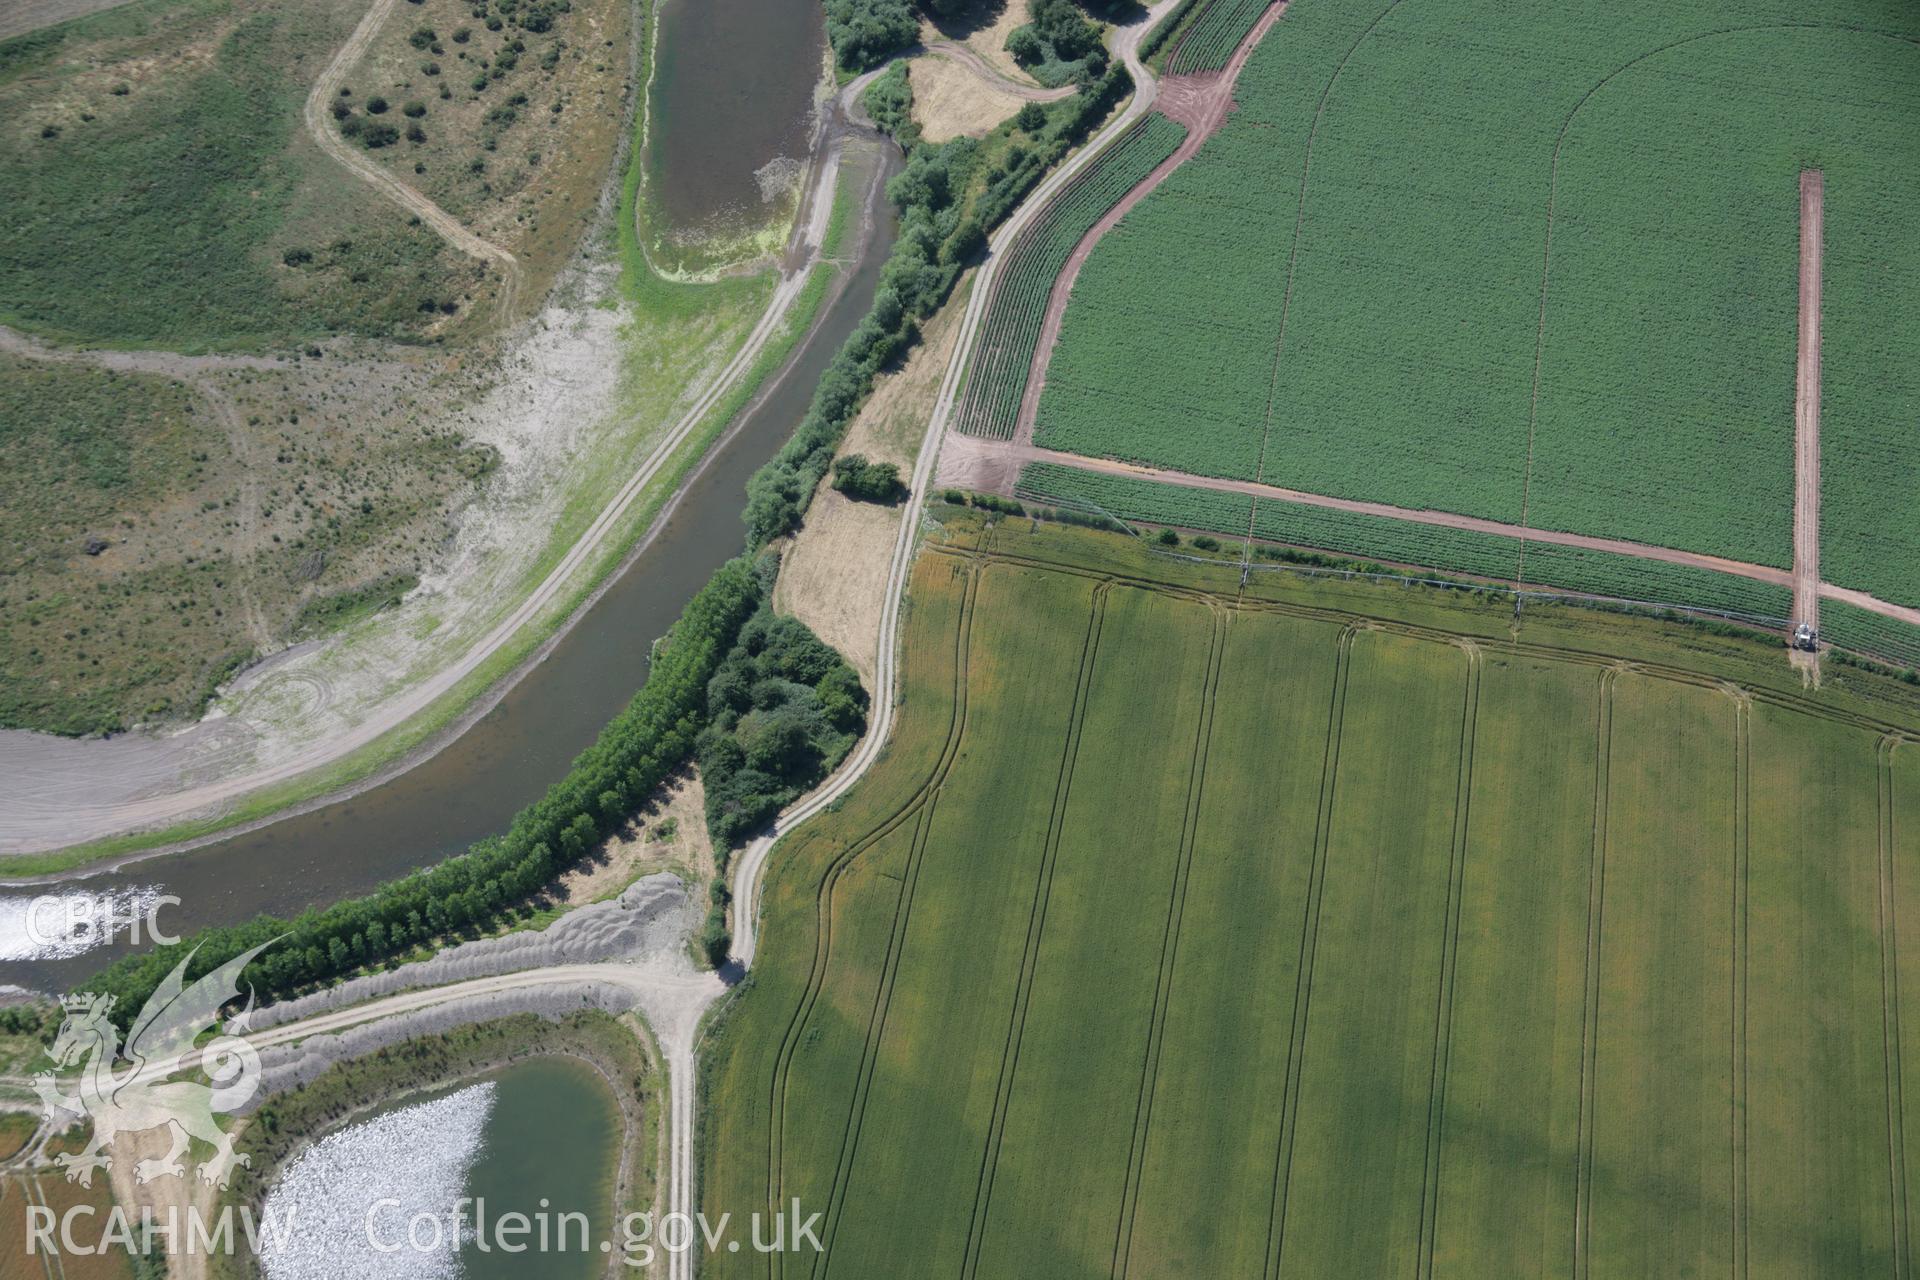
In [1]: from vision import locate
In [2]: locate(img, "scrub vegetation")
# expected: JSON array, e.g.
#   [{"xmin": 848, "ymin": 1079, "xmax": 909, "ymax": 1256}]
[
  {"xmin": 0, "ymin": 0, "xmax": 488, "ymax": 350},
  {"xmin": 701, "ymin": 511, "xmax": 1920, "ymax": 1278}
]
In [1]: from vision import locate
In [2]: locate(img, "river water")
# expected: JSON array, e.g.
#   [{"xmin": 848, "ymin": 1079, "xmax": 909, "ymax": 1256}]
[{"xmin": 0, "ymin": 18, "xmax": 901, "ymax": 995}]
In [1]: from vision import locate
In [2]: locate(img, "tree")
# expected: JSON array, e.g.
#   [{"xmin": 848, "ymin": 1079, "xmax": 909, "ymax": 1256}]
[
  {"xmin": 831, "ymin": 454, "xmax": 905, "ymax": 503},
  {"xmin": 1016, "ymin": 101, "xmax": 1047, "ymax": 134}
]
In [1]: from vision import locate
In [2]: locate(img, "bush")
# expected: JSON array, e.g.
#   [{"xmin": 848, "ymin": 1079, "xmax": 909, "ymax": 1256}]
[
  {"xmin": 700, "ymin": 607, "xmax": 868, "ymax": 852},
  {"xmin": 409, "ymin": 27, "xmax": 437, "ymax": 49},
  {"xmin": 367, "ymin": 96, "xmax": 390, "ymax": 114},
  {"xmin": 862, "ymin": 61, "xmax": 918, "ymax": 148},
  {"xmin": 403, "ymin": 100, "xmax": 428, "ymax": 117},
  {"xmin": 1156, "ymin": 527, "xmax": 1179, "ymax": 546},
  {"xmin": 824, "ymin": 0, "xmax": 917, "ymax": 71},
  {"xmin": 360, "ymin": 122, "xmax": 401, "ymax": 148},
  {"xmin": 831, "ymin": 454, "xmax": 905, "ymax": 503},
  {"xmin": 1016, "ymin": 101, "xmax": 1047, "ymax": 134},
  {"xmin": 1192, "ymin": 535, "xmax": 1221, "ymax": 551}
]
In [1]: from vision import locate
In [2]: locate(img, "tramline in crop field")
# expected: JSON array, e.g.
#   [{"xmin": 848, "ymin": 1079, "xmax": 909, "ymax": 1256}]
[
  {"xmin": 700, "ymin": 514, "xmax": 1920, "ymax": 1277},
  {"xmin": 1033, "ymin": 0, "xmax": 1920, "ymax": 597}
]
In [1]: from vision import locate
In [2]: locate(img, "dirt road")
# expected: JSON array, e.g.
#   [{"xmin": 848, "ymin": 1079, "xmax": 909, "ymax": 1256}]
[
  {"xmin": 923, "ymin": 40, "xmax": 1078, "ymax": 101},
  {"xmin": 304, "ymin": 0, "xmax": 525, "ymax": 321},
  {"xmin": 1794, "ymin": 169, "xmax": 1824, "ymax": 632},
  {"xmin": 1012, "ymin": 2, "xmax": 1286, "ymax": 444},
  {"xmin": 732, "ymin": 0, "xmax": 1192, "ymax": 968}
]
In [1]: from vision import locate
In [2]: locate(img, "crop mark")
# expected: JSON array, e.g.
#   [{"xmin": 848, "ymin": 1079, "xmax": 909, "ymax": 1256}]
[
  {"xmin": 1261, "ymin": 624, "xmax": 1357, "ymax": 1279},
  {"xmin": 1571, "ymin": 666, "xmax": 1616, "ymax": 1280},
  {"xmin": 957, "ymin": 581, "xmax": 1113, "ymax": 1280},
  {"xmin": 1880, "ymin": 735, "xmax": 1914, "ymax": 1280},
  {"xmin": 1415, "ymin": 641, "xmax": 1482, "ymax": 1279},
  {"xmin": 763, "ymin": 565, "xmax": 980, "ymax": 1278},
  {"xmin": 1731, "ymin": 696, "xmax": 1751, "ymax": 1280},
  {"xmin": 1112, "ymin": 605, "xmax": 1230, "ymax": 1278}
]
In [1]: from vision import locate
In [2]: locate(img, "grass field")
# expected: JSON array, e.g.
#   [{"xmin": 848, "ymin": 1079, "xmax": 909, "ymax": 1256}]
[
  {"xmin": 0, "ymin": 0, "xmax": 491, "ymax": 350},
  {"xmin": 700, "ymin": 512, "xmax": 1920, "ymax": 1277},
  {"xmin": 1032, "ymin": 0, "xmax": 1920, "ymax": 593}
]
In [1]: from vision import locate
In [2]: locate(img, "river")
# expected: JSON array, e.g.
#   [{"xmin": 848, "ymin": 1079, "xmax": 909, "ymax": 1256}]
[{"xmin": 0, "ymin": 10, "xmax": 902, "ymax": 996}]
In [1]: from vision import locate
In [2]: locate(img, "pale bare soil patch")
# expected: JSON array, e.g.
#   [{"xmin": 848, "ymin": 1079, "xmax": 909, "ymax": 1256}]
[
  {"xmin": 558, "ymin": 767, "xmax": 716, "ymax": 907},
  {"xmin": 922, "ymin": 0, "xmax": 1036, "ymax": 87},
  {"xmin": 776, "ymin": 281, "xmax": 968, "ymax": 682},
  {"xmin": 0, "ymin": 0, "xmax": 135, "ymax": 42},
  {"xmin": 909, "ymin": 55, "xmax": 1025, "ymax": 142}
]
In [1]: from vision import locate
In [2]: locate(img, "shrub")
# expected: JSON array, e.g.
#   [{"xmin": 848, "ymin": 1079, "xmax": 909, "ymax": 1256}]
[
  {"xmin": 367, "ymin": 96, "xmax": 390, "ymax": 114},
  {"xmin": 406, "ymin": 123, "xmax": 427, "ymax": 144},
  {"xmin": 1156, "ymin": 527, "xmax": 1179, "ymax": 546},
  {"xmin": 403, "ymin": 100, "xmax": 427, "ymax": 117},
  {"xmin": 409, "ymin": 26, "xmax": 437, "ymax": 49},
  {"xmin": 1192, "ymin": 535, "xmax": 1221, "ymax": 551},
  {"xmin": 830, "ymin": 454, "xmax": 905, "ymax": 503},
  {"xmin": 1016, "ymin": 101, "xmax": 1047, "ymax": 133},
  {"xmin": 360, "ymin": 122, "xmax": 401, "ymax": 148},
  {"xmin": 824, "ymin": 0, "xmax": 916, "ymax": 71}
]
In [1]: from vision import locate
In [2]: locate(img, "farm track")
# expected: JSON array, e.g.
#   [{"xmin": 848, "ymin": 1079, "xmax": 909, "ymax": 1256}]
[
  {"xmin": 1260, "ymin": 624, "xmax": 1353, "ymax": 1279},
  {"xmin": 1880, "ymin": 736, "xmax": 1915, "ymax": 1279},
  {"xmin": 923, "ymin": 40, "xmax": 1079, "ymax": 101},
  {"xmin": 1571, "ymin": 667, "xmax": 1615, "ymax": 1280},
  {"xmin": 957, "ymin": 582, "xmax": 1111, "ymax": 1280},
  {"xmin": 305, "ymin": 0, "xmax": 525, "ymax": 322},
  {"xmin": 1415, "ymin": 642, "xmax": 1480, "ymax": 1280},
  {"xmin": 1111, "ymin": 605, "xmax": 1226, "ymax": 1279},
  {"xmin": 1013, "ymin": 1, "xmax": 1287, "ymax": 447},
  {"xmin": 977, "ymin": 443, "xmax": 1920, "ymax": 638},
  {"xmin": 1795, "ymin": 170, "xmax": 1825, "ymax": 632}
]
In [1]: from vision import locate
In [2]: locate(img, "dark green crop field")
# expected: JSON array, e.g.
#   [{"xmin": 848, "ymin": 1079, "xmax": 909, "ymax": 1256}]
[
  {"xmin": 700, "ymin": 514, "xmax": 1920, "ymax": 1278},
  {"xmin": 1032, "ymin": 0, "xmax": 1920, "ymax": 604}
]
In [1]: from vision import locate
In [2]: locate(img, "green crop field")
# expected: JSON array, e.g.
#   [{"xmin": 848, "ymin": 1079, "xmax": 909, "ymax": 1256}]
[
  {"xmin": 1165, "ymin": 0, "xmax": 1269, "ymax": 74},
  {"xmin": 1016, "ymin": 460, "xmax": 1796, "ymax": 623},
  {"xmin": 1032, "ymin": 0, "xmax": 1920, "ymax": 598},
  {"xmin": 954, "ymin": 114, "xmax": 1187, "ymax": 441},
  {"xmin": 700, "ymin": 512, "xmax": 1920, "ymax": 1278}
]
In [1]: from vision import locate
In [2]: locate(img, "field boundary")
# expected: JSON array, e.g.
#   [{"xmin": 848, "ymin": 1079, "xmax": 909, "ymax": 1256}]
[
  {"xmin": 1111, "ymin": 605, "xmax": 1228, "ymax": 1277},
  {"xmin": 1879, "ymin": 735, "xmax": 1915, "ymax": 1278},
  {"xmin": 926, "ymin": 543, "xmax": 1920, "ymax": 746},
  {"xmin": 1260, "ymin": 623, "xmax": 1355, "ymax": 1279},
  {"xmin": 1571, "ymin": 666, "xmax": 1616, "ymax": 1280},
  {"xmin": 1415, "ymin": 642, "xmax": 1481, "ymax": 1279},
  {"xmin": 1731, "ymin": 697, "xmax": 1752, "ymax": 1279},
  {"xmin": 957, "ymin": 581, "xmax": 1112, "ymax": 1280}
]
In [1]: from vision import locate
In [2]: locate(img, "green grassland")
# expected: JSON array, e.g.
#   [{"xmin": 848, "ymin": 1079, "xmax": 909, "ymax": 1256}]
[
  {"xmin": 0, "ymin": 0, "xmax": 489, "ymax": 350},
  {"xmin": 0, "ymin": 354, "xmax": 248, "ymax": 733},
  {"xmin": 700, "ymin": 511, "xmax": 1920, "ymax": 1277},
  {"xmin": 1032, "ymin": 0, "xmax": 1920, "ymax": 590}
]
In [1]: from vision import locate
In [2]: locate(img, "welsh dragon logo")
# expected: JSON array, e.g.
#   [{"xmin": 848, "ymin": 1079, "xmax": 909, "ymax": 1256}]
[{"xmin": 34, "ymin": 942, "xmax": 273, "ymax": 1189}]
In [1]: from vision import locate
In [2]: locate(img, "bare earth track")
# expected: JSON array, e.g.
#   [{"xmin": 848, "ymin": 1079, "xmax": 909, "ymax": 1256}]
[
  {"xmin": 303, "ymin": 0, "xmax": 525, "ymax": 321},
  {"xmin": 1012, "ymin": 1, "xmax": 1289, "ymax": 445},
  {"xmin": 1794, "ymin": 168, "xmax": 1824, "ymax": 633}
]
